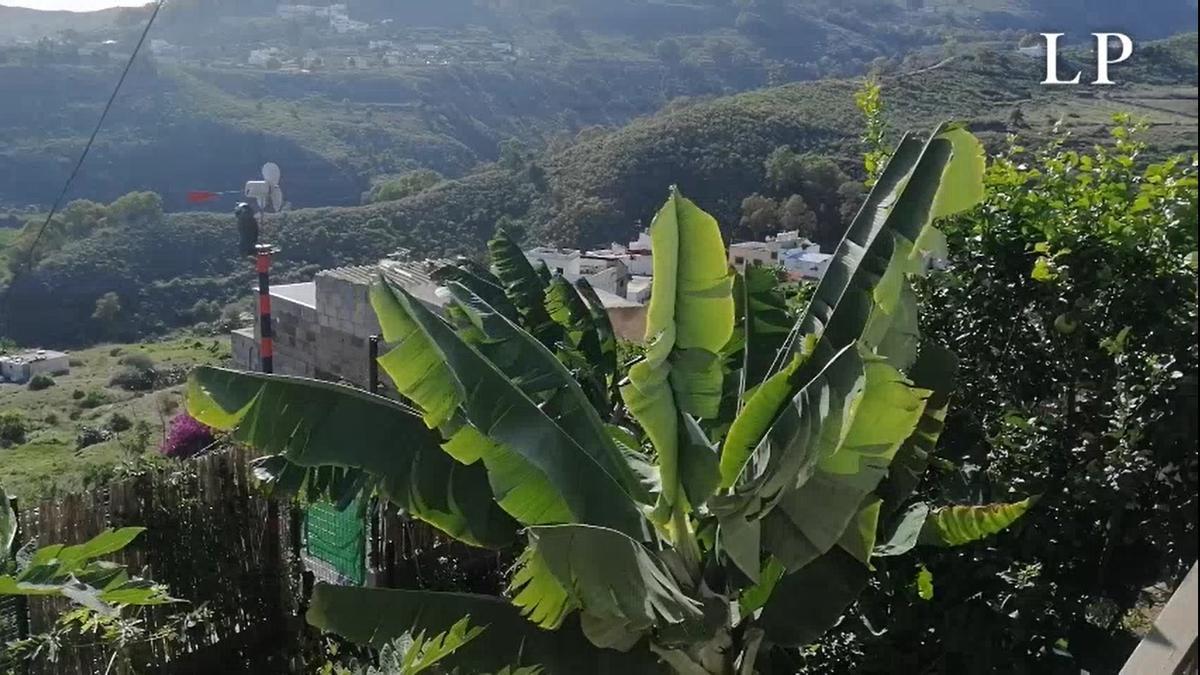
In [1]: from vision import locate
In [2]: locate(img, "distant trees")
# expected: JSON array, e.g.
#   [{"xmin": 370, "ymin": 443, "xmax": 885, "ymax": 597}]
[
  {"xmin": 738, "ymin": 193, "xmax": 817, "ymax": 240},
  {"xmin": 92, "ymin": 292, "xmax": 122, "ymax": 334},
  {"xmin": 738, "ymin": 193, "xmax": 779, "ymax": 238},
  {"xmin": 107, "ymin": 191, "xmax": 163, "ymax": 228},
  {"xmin": 763, "ymin": 145, "xmax": 855, "ymax": 247},
  {"xmin": 367, "ymin": 169, "xmax": 444, "ymax": 204}
]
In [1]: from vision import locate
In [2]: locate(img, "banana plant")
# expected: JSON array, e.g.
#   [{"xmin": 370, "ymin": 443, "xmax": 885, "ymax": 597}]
[{"xmin": 186, "ymin": 125, "xmax": 1034, "ymax": 674}]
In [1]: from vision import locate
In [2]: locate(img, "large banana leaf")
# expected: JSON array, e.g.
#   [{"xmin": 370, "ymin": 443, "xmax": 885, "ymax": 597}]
[
  {"xmin": 187, "ymin": 366, "xmax": 518, "ymax": 548},
  {"xmin": 444, "ymin": 281, "xmax": 649, "ymax": 505},
  {"xmin": 785, "ymin": 126, "xmax": 984, "ymax": 381},
  {"xmin": 510, "ymin": 524, "xmax": 703, "ymax": 648},
  {"xmin": 371, "ymin": 279, "xmax": 646, "ymax": 539},
  {"xmin": 307, "ymin": 585, "xmax": 665, "ymax": 674},
  {"xmin": 758, "ymin": 356, "xmax": 930, "ymax": 571},
  {"xmin": 876, "ymin": 342, "xmax": 959, "ymax": 516},
  {"xmin": 545, "ymin": 274, "xmax": 612, "ymax": 410},
  {"xmin": 740, "ymin": 265, "xmax": 792, "ymax": 396},
  {"xmin": 622, "ymin": 187, "xmax": 734, "ymax": 526},
  {"xmin": 573, "ymin": 277, "xmax": 620, "ymax": 396},
  {"xmin": 489, "ymin": 229, "xmax": 561, "ymax": 347}
]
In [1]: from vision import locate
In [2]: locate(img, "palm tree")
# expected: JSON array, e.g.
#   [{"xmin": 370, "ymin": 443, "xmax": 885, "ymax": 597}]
[{"xmin": 186, "ymin": 124, "xmax": 1032, "ymax": 674}]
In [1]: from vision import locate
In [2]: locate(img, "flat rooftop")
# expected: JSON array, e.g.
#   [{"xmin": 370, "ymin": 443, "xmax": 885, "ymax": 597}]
[
  {"xmin": 0, "ymin": 349, "xmax": 68, "ymax": 365},
  {"xmin": 270, "ymin": 282, "xmax": 317, "ymax": 309}
]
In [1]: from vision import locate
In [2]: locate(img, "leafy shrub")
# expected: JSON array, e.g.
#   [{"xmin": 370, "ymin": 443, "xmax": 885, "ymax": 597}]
[
  {"xmin": 159, "ymin": 414, "xmax": 214, "ymax": 460},
  {"xmin": 812, "ymin": 117, "xmax": 1198, "ymax": 674},
  {"xmin": 0, "ymin": 411, "xmax": 27, "ymax": 447},
  {"xmin": 109, "ymin": 348, "xmax": 122, "ymax": 357},
  {"xmin": 106, "ymin": 413, "xmax": 133, "ymax": 433},
  {"xmin": 119, "ymin": 353, "xmax": 156, "ymax": 372},
  {"xmin": 44, "ymin": 413, "xmax": 58, "ymax": 425},
  {"xmin": 77, "ymin": 390, "xmax": 110, "ymax": 409},
  {"xmin": 75, "ymin": 425, "xmax": 112, "ymax": 450},
  {"xmin": 109, "ymin": 367, "xmax": 158, "ymax": 392},
  {"xmin": 27, "ymin": 374, "xmax": 55, "ymax": 391},
  {"xmin": 71, "ymin": 389, "xmax": 85, "ymax": 400},
  {"xmin": 68, "ymin": 358, "xmax": 84, "ymax": 367}
]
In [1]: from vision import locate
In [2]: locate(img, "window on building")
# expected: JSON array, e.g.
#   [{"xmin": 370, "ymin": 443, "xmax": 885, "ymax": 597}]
[
  {"xmin": 770, "ymin": 251, "xmax": 778, "ymax": 260},
  {"xmin": 734, "ymin": 256, "xmax": 744, "ymax": 265}
]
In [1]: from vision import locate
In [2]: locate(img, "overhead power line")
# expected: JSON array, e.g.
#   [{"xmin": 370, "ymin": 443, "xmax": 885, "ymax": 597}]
[{"xmin": 20, "ymin": 0, "xmax": 166, "ymax": 273}]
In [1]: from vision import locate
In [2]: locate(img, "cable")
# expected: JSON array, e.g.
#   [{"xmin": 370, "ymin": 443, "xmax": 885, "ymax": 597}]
[{"xmin": 19, "ymin": 0, "xmax": 166, "ymax": 272}]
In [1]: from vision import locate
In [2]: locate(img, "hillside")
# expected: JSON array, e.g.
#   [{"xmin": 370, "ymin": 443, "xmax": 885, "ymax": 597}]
[
  {"xmin": 2, "ymin": 40, "xmax": 1195, "ymax": 347},
  {"xmin": 1, "ymin": 0, "xmax": 1196, "ymax": 213}
]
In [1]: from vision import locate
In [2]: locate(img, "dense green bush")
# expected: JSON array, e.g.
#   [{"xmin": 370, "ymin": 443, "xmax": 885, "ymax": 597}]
[
  {"xmin": 0, "ymin": 411, "xmax": 27, "ymax": 447},
  {"xmin": 76, "ymin": 390, "xmax": 110, "ymax": 410},
  {"xmin": 809, "ymin": 119, "xmax": 1198, "ymax": 674},
  {"xmin": 26, "ymin": 374, "xmax": 54, "ymax": 391},
  {"xmin": 106, "ymin": 412, "xmax": 133, "ymax": 434}
]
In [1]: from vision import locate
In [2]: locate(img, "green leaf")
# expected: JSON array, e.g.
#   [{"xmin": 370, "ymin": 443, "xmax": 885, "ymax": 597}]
[
  {"xmin": 876, "ymin": 343, "xmax": 959, "ymax": 518},
  {"xmin": 509, "ymin": 524, "xmax": 702, "ymax": 643},
  {"xmin": 0, "ymin": 482, "xmax": 15, "ymax": 557},
  {"xmin": 544, "ymin": 274, "xmax": 612, "ymax": 409},
  {"xmin": 489, "ymin": 229, "xmax": 561, "ymax": 347},
  {"xmin": 788, "ymin": 126, "xmax": 983, "ymax": 384},
  {"xmin": 919, "ymin": 498, "xmax": 1037, "ymax": 547},
  {"xmin": 737, "ymin": 556, "xmax": 785, "ymax": 615},
  {"xmin": 678, "ymin": 414, "xmax": 720, "ymax": 509},
  {"xmin": 718, "ymin": 354, "xmax": 804, "ymax": 490},
  {"xmin": 372, "ymin": 279, "xmax": 646, "ymax": 538},
  {"xmin": 759, "ymin": 356, "xmax": 929, "ymax": 571},
  {"xmin": 188, "ymin": 367, "xmax": 517, "ymax": 548},
  {"xmin": 757, "ymin": 547, "xmax": 869, "ymax": 647},
  {"xmin": 574, "ymin": 277, "xmax": 621, "ymax": 403},
  {"xmin": 740, "ymin": 265, "xmax": 792, "ymax": 393},
  {"xmin": 53, "ymin": 527, "xmax": 145, "ymax": 572},
  {"xmin": 307, "ymin": 585, "xmax": 664, "ymax": 674},
  {"xmin": 916, "ymin": 563, "xmax": 934, "ymax": 600},
  {"xmin": 622, "ymin": 186, "xmax": 733, "ymax": 530}
]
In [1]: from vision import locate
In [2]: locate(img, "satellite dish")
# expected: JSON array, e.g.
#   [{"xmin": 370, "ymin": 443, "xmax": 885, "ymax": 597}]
[{"xmin": 262, "ymin": 162, "xmax": 281, "ymax": 186}]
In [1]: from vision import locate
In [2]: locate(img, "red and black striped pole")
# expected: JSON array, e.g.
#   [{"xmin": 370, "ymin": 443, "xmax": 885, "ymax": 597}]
[{"xmin": 256, "ymin": 244, "xmax": 274, "ymax": 373}]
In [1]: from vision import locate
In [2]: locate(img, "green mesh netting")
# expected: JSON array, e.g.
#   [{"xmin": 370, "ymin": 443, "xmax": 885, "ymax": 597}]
[{"xmin": 305, "ymin": 501, "xmax": 365, "ymax": 585}]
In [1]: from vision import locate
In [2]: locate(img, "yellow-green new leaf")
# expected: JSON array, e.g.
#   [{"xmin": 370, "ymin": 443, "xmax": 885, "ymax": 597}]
[{"xmin": 918, "ymin": 498, "xmax": 1037, "ymax": 547}]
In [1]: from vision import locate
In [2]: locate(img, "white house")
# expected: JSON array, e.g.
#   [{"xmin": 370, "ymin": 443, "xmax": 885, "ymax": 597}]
[
  {"xmin": 0, "ymin": 350, "xmax": 70, "ymax": 384},
  {"xmin": 524, "ymin": 247, "xmax": 630, "ymax": 297},
  {"xmin": 728, "ymin": 230, "xmax": 820, "ymax": 273}
]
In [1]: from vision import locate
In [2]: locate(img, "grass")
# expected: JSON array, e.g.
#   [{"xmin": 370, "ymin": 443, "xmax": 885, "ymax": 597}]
[{"xmin": 0, "ymin": 336, "xmax": 231, "ymax": 501}]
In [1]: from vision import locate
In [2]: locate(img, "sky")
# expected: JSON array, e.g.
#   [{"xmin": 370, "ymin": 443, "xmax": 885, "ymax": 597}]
[{"xmin": 3, "ymin": 0, "xmax": 147, "ymax": 10}]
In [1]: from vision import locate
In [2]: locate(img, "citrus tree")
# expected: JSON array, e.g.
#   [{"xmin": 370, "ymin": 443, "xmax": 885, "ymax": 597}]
[{"xmin": 186, "ymin": 125, "xmax": 1033, "ymax": 674}]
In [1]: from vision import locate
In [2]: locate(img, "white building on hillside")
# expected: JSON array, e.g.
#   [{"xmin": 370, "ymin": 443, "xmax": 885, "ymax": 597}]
[
  {"xmin": 0, "ymin": 350, "xmax": 70, "ymax": 384},
  {"xmin": 728, "ymin": 230, "xmax": 821, "ymax": 273}
]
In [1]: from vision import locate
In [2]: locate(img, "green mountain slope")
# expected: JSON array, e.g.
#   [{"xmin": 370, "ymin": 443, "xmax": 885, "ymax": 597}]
[{"xmin": 1, "ymin": 38, "xmax": 1195, "ymax": 346}]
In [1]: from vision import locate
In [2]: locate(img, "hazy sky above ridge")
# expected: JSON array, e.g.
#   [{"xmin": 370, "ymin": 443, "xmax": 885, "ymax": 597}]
[{"xmin": 3, "ymin": 1, "xmax": 146, "ymax": 11}]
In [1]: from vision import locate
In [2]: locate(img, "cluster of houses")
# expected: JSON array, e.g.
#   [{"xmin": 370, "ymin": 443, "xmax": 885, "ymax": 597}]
[{"xmin": 229, "ymin": 229, "xmax": 831, "ymax": 383}]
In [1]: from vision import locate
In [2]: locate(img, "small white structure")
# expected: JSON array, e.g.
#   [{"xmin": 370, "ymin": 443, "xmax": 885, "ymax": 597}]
[
  {"xmin": 0, "ymin": 350, "xmax": 70, "ymax": 384},
  {"xmin": 728, "ymin": 230, "xmax": 821, "ymax": 273}
]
